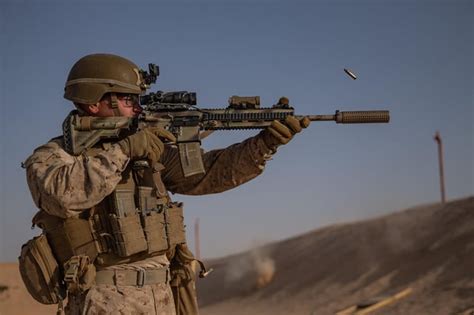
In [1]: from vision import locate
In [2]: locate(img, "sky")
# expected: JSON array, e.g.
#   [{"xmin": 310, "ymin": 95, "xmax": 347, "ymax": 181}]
[{"xmin": 0, "ymin": 0, "xmax": 472, "ymax": 262}]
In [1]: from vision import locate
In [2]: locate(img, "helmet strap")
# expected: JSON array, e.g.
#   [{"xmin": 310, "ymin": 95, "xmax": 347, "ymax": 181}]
[{"xmin": 110, "ymin": 93, "xmax": 121, "ymax": 116}]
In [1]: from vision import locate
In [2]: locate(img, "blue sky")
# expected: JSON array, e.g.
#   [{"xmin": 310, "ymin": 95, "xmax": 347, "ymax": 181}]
[{"xmin": 1, "ymin": 0, "xmax": 472, "ymax": 261}]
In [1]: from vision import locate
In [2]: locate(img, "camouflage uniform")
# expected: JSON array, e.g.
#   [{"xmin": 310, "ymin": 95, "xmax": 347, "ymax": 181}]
[{"xmin": 25, "ymin": 130, "xmax": 274, "ymax": 314}]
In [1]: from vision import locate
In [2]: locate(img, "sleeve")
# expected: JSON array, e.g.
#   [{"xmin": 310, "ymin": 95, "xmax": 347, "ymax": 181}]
[
  {"xmin": 24, "ymin": 139, "xmax": 130, "ymax": 218},
  {"xmin": 160, "ymin": 132, "xmax": 274, "ymax": 195}
]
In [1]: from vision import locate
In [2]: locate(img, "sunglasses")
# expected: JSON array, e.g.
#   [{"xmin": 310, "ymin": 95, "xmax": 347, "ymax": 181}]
[{"xmin": 117, "ymin": 94, "xmax": 140, "ymax": 107}]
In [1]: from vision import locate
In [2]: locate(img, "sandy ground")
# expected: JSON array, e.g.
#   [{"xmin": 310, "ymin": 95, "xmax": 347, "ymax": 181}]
[
  {"xmin": 197, "ymin": 197, "xmax": 474, "ymax": 315},
  {"xmin": 0, "ymin": 263, "xmax": 57, "ymax": 315},
  {"xmin": 1, "ymin": 196, "xmax": 473, "ymax": 315}
]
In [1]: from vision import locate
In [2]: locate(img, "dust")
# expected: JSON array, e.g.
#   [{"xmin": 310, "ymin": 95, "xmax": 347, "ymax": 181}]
[
  {"xmin": 254, "ymin": 253, "xmax": 275, "ymax": 288},
  {"xmin": 225, "ymin": 246, "xmax": 275, "ymax": 289}
]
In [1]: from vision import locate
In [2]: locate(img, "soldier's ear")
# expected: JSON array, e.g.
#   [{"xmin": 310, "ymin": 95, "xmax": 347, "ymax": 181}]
[
  {"xmin": 74, "ymin": 103, "xmax": 95, "ymax": 115},
  {"xmin": 87, "ymin": 103, "xmax": 100, "ymax": 114}
]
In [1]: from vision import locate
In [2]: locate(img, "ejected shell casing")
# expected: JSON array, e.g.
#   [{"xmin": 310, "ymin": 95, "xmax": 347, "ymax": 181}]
[{"xmin": 344, "ymin": 68, "xmax": 357, "ymax": 80}]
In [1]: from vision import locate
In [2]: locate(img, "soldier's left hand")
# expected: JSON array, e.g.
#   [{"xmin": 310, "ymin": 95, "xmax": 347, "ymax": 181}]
[{"xmin": 262, "ymin": 115, "xmax": 311, "ymax": 149}]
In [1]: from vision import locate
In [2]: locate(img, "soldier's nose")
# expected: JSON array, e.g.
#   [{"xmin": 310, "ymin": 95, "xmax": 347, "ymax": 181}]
[{"xmin": 134, "ymin": 104, "xmax": 143, "ymax": 114}]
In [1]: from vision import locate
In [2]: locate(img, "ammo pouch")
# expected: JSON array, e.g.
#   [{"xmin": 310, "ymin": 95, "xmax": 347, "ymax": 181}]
[
  {"xmin": 142, "ymin": 210, "xmax": 168, "ymax": 254},
  {"xmin": 104, "ymin": 159, "xmax": 186, "ymax": 259},
  {"xmin": 165, "ymin": 203, "xmax": 186, "ymax": 247},
  {"xmin": 108, "ymin": 182, "xmax": 186, "ymax": 257},
  {"xmin": 109, "ymin": 186, "xmax": 148, "ymax": 257},
  {"xmin": 18, "ymin": 234, "xmax": 66, "ymax": 304},
  {"xmin": 110, "ymin": 211, "xmax": 147, "ymax": 257},
  {"xmin": 109, "ymin": 201, "xmax": 186, "ymax": 257}
]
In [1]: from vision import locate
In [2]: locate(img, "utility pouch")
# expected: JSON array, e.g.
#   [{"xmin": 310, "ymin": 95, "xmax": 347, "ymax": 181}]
[
  {"xmin": 18, "ymin": 234, "xmax": 66, "ymax": 304},
  {"xmin": 33, "ymin": 211, "xmax": 101, "ymax": 265},
  {"xmin": 60, "ymin": 218, "xmax": 99, "ymax": 263},
  {"xmin": 166, "ymin": 203, "xmax": 186, "ymax": 247}
]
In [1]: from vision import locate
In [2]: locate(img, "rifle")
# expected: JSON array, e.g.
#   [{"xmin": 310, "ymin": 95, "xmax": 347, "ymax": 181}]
[{"xmin": 63, "ymin": 64, "xmax": 390, "ymax": 177}]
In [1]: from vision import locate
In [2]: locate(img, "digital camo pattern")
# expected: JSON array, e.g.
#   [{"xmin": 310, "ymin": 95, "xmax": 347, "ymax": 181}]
[
  {"xmin": 24, "ymin": 138, "xmax": 130, "ymax": 218},
  {"xmin": 25, "ymin": 131, "xmax": 273, "ymax": 219},
  {"xmin": 65, "ymin": 256, "xmax": 174, "ymax": 315},
  {"xmin": 159, "ymin": 132, "xmax": 273, "ymax": 195},
  {"xmin": 66, "ymin": 283, "xmax": 175, "ymax": 315}
]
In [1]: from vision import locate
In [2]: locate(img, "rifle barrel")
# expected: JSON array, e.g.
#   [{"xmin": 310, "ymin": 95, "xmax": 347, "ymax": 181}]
[{"xmin": 300, "ymin": 110, "xmax": 390, "ymax": 124}]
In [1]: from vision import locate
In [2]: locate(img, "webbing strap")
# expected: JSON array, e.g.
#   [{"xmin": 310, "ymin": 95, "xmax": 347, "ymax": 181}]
[
  {"xmin": 110, "ymin": 93, "xmax": 121, "ymax": 116},
  {"xmin": 95, "ymin": 268, "xmax": 168, "ymax": 287}
]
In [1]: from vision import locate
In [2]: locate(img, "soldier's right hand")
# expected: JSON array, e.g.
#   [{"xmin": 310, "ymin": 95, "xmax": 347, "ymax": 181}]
[{"xmin": 118, "ymin": 127, "xmax": 176, "ymax": 162}]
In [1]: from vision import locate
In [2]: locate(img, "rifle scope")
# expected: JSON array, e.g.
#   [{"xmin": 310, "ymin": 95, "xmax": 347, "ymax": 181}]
[{"xmin": 141, "ymin": 91, "xmax": 197, "ymax": 106}]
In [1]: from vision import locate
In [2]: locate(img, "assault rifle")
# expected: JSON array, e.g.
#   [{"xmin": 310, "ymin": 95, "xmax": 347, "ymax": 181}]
[{"xmin": 63, "ymin": 64, "xmax": 390, "ymax": 177}]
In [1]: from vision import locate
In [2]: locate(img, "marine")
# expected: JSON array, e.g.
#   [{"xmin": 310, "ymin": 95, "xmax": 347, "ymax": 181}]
[{"xmin": 21, "ymin": 53, "xmax": 310, "ymax": 314}]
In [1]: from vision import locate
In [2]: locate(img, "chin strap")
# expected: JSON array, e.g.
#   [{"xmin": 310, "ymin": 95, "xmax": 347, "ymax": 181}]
[{"xmin": 110, "ymin": 93, "xmax": 121, "ymax": 116}]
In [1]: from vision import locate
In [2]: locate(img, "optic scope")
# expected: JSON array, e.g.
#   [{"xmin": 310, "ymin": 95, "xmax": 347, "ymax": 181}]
[{"xmin": 141, "ymin": 91, "xmax": 197, "ymax": 106}]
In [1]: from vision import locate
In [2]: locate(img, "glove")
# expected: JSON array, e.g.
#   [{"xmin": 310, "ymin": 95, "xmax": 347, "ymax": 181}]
[
  {"xmin": 118, "ymin": 127, "xmax": 176, "ymax": 162},
  {"xmin": 261, "ymin": 115, "xmax": 311, "ymax": 150}
]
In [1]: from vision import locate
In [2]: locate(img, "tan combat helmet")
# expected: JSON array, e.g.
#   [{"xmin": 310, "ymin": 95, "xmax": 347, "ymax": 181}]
[{"xmin": 64, "ymin": 53, "xmax": 146, "ymax": 105}]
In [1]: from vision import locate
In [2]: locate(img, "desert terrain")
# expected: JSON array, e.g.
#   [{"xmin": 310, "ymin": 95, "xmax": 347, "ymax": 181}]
[
  {"xmin": 197, "ymin": 196, "xmax": 474, "ymax": 315},
  {"xmin": 1, "ymin": 196, "xmax": 473, "ymax": 315}
]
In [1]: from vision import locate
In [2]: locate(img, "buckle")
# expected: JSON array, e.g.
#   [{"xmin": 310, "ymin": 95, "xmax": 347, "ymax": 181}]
[
  {"xmin": 64, "ymin": 256, "xmax": 81, "ymax": 283},
  {"xmin": 137, "ymin": 269, "xmax": 145, "ymax": 288},
  {"xmin": 133, "ymin": 160, "xmax": 150, "ymax": 170}
]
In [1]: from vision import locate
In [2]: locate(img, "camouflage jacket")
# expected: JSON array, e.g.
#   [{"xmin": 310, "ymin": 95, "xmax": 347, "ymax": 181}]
[
  {"xmin": 24, "ymin": 130, "xmax": 273, "ymax": 219},
  {"xmin": 24, "ymin": 122, "xmax": 274, "ymax": 315}
]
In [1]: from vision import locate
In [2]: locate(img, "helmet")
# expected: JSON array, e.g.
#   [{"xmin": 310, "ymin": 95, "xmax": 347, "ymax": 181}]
[{"xmin": 64, "ymin": 53, "xmax": 145, "ymax": 104}]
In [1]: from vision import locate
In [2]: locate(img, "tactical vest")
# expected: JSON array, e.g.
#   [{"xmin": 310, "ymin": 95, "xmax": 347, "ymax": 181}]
[{"xmin": 33, "ymin": 150, "xmax": 186, "ymax": 268}]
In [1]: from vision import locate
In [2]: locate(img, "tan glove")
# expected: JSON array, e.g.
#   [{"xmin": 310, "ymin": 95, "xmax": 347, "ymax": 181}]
[
  {"xmin": 261, "ymin": 115, "xmax": 311, "ymax": 149},
  {"xmin": 118, "ymin": 127, "xmax": 176, "ymax": 162}
]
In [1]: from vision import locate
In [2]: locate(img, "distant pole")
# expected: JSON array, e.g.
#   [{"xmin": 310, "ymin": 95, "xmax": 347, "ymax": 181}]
[
  {"xmin": 194, "ymin": 218, "xmax": 200, "ymax": 260},
  {"xmin": 433, "ymin": 131, "xmax": 446, "ymax": 203}
]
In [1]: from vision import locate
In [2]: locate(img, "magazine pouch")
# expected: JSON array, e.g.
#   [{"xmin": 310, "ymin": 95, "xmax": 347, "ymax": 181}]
[{"xmin": 109, "ymin": 187, "xmax": 148, "ymax": 257}]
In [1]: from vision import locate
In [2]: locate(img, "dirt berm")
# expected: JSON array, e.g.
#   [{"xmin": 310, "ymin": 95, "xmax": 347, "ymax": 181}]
[
  {"xmin": 197, "ymin": 196, "xmax": 474, "ymax": 315},
  {"xmin": 1, "ymin": 197, "xmax": 472, "ymax": 314}
]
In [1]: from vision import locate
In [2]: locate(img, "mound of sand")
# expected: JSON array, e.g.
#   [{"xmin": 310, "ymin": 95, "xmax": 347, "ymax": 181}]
[{"xmin": 197, "ymin": 197, "xmax": 474, "ymax": 315}]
